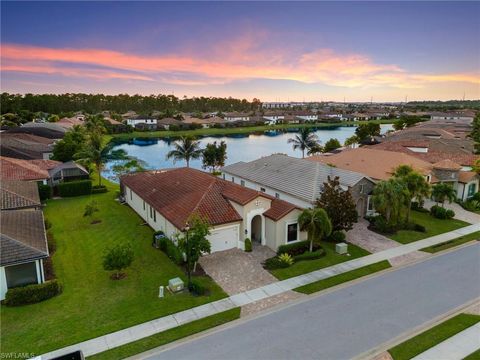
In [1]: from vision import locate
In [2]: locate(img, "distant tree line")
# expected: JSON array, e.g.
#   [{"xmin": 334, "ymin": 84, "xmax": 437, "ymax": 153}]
[
  {"xmin": 0, "ymin": 92, "xmax": 262, "ymax": 115},
  {"xmin": 405, "ymin": 100, "xmax": 480, "ymax": 111}
]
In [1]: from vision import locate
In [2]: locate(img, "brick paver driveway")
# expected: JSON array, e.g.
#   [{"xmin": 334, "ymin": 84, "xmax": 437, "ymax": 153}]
[{"xmin": 199, "ymin": 245, "xmax": 304, "ymax": 316}]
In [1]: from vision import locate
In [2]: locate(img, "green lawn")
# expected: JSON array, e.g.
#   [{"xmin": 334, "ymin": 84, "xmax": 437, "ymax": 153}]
[
  {"xmin": 389, "ymin": 211, "xmax": 469, "ymax": 244},
  {"xmin": 389, "ymin": 314, "xmax": 480, "ymax": 360},
  {"xmin": 270, "ymin": 242, "xmax": 371, "ymax": 280},
  {"xmin": 111, "ymin": 119, "xmax": 394, "ymax": 140},
  {"xmin": 87, "ymin": 308, "xmax": 240, "ymax": 360},
  {"xmin": 421, "ymin": 231, "xmax": 480, "ymax": 253},
  {"xmin": 464, "ymin": 349, "xmax": 480, "ymax": 360},
  {"xmin": 1, "ymin": 180, "xmax": 227, "ymax": 356},
  {"xmin": 295, "ymin": 261, "xmax": 391, "ymax": 294}
]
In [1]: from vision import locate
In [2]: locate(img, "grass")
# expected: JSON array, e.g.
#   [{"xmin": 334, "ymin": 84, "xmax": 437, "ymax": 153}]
[
  {"xmin": 270, "ymin": 242, "xmax": 371, "ymax": 280},
  {"xmin": 388, "ymin": 314, "xmax": 480, "ymax": 360},
  {"xmin": 0, "ymin": 178, "xmax": 227, "ymax": 356},
  {"xmin": 389, "ymin": 210, "xmax": 469, "ymax": 244},
  {"xmin": 87, "ymin": 308, "xmax": 240, "ymax": 360},
  {"xmin": 111, "ymin": 119, "xmax": 394, "ymax": 140},
  {"xmin": 295, "ymin": 260, "xmax": 391, "ymax": 294},
  {"xmin": 421, "ymin": 231, "xmax": 480, "ymax": 253},
  {"xmin": 464, "ymin": 349, "xmax": 480, "ymax": 360}
]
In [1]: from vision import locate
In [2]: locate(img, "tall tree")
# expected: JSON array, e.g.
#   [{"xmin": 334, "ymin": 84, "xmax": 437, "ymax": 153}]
[
  {"xmin": 470, "ymin": 114, "xmax": 480, "ymax": 154},
  {"xmin": 372, "ymin": 178, "xmax": 409, "ymax": 225},
  {"xmin": 166, "ymin": 136, "xmax": 203, "ymax": 167},
  {"xmin": 323, "ymin": 138, "xmax": 342, "ymax": 153},
  {"xmin": 287, "ymin": 127, "xmax": 320, "ymax": 158},
  {"xmin": 52, "ymin": 125, "xmax": 87, "ymax": 162},
  {"xmin": 297, "ymin": 208, "xmax": 332, "ymax": 252},
  {"xmin": 202, "ymin": 141, "xmax": 227, "ymax": 172},
  {"xmin": 355, "ymin": 123, "xmax": 381, "ymax": 142},
  {"xmin": 431, "ymin": 183, "xmax": 456, "ymax": 207},
  {"xmin": 316, "ymin": 176, "xmax": 358, "ymax": 231}
]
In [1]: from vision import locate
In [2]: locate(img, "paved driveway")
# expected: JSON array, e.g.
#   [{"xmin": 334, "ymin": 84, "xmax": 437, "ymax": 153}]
[
  {"xmin": 142, "ymin": 243, "xmax": 480, "ymax": 360},
  {"xmin": 199, "ymin": 245, "xmax": 304, "ymax": 316},
  {"xmin": 424, "ymin": 199, "xmax": 480, "ymax": 224}
]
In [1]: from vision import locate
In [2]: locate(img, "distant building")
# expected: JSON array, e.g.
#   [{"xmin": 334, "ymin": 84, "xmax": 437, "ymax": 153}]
[
  {"xmin": 126, "ymin": 115, "xmax": 157, "ymax": 130},
  {"xmin": 430, "ymin": 112, "xmax": 475, "ymax": 124},
  {"xmin": 224, "ymin": 113, "xmax": 250, "ymax": 122}
]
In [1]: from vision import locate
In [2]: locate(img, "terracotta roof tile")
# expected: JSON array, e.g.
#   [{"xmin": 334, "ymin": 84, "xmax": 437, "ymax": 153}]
[
  {"xmin": 0, "ymin": 156, "xmax": 50, "ymax": 181},
  {"xmin": 458, "ymin": 171, "xmax": 478, "ymax": 183},
  {"xmin": 264, "ymin": 199, "xmax": 299, "ymax": 220},
  {"xmin": 432, "ymin": 159, "xmax": 462, "ymax": 170}
]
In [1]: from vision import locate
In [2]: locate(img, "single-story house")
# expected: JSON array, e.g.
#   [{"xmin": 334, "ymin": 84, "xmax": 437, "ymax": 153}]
[
  {"xmin": 120, "ymin": 168, "xmax": 307, "ymax": 253},
  {"xmin": 224, "ymin": 113, "xmax": 251, "ymax": 122},
  {"xmin": 126, "ymin": 116, "xmax": 158, "ymax": 130},
  {"xmin": 0, "ymin": 133, "xmax": 55, "ymax": 160},
  {"xmin": 56, "ymin": 116, "xmax": 85, "ymax": 130},
  {"xmin": 430, "ymin": 111, "xmax": 475, "ymax": 124},
  {"xmin": 1, "ymin": 180, "xmax": 42, "ymax": 211},
  {"xmin": 221, "ymin": 154, "xmax": 376, "ymax": 217},
  {"xmin": 157, "ymin": 117, "xmax": 183, "ymax": 130},
  {"xmin": 7, "ymin": 122, "xmax": 67, "ymax": 139},
  {"xmin": 0, "ymin": 209, "xmax": 49, "ymax": 300}
]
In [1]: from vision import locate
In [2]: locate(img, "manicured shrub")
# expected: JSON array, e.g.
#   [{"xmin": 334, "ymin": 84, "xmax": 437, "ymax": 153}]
[
  {"xmin": 91, "ymin": 185, "xmax": 108, "ymax": 194},
  {"xmin": 263, "ymin": 256, "xmax": 290, "ymax": 270},
  {"xmin": 430, "ymin": 205, "xmax": 448, "ymax": 219},
  {"xmin": 293, "ymin": 249, "xmax": 325, "ymax": 262},
  {"xmin": 472, "ymin": 192, "xmax": 480, "ymax": 201},
  {"xmin": 57, "ymin": 180, "xmax": 92, "ymax": 197},
  {"xmin": 278, "ymin": 253, "xmax": 294, "ymax": 267},
  {"xmin": 445, "ymin": 209, "xmax": 455, "ymax": 219},
  {"xmin": 277, "ymin": 240, "xmax": 321, "ymax": 256},
  {"xmin": 462, "ymin": 199, "xmax": 480, "ymax": 212},
  {"xmin": 373, "ymin": 216, "xmax": 396, "ymax": 234},
  {"xmin": 38, "ymin": 184, "xmax": 52, "ymax": 201},
  {"xmin": 5, "ymin": 280, "xmax": 62, "ymax": 306},
  {"xmin": 326, "ymin": 230, "xmax": 346, "ymax": 243},
  {"xmin": 159, "ymin": 237, "xmax": 184, "ymax": 265},
  {"xmin": 244, "ymin": 238, "xmax": 252, "ymax": 252},
  {"xmin": 189, "ymin": 279, "xmax": 207, "ymax": 296}
]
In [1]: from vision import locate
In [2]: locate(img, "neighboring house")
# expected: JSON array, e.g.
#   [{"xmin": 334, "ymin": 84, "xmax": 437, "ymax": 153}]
[
  {"xmin": 292, "ymin": 112, "xmax": 318, "ymax": 122},
  {"xmin": 308, "ymin": 148, "xmax": 479, "ymax": 202},
  {"xmin": 430, "ymin": 111, "xmax": 475, "ymax": 124},
  {"xmin": 182, "ymin": 116, "xmax": 211, "ymax": 128},
  {"xmin": 126, "ymin": 116, "xmax": 158, "ymax": 130},
  {"xmin": 7, "ymin": 122, "xmax": 66, "ymax": 139},
  {"xmin": 56, "ymin": 116, "xmax": 85, "ymax": 130},
  {"xmin": 0, "ymin": 156, "xmax": 88, "ymax": 186},
  {"xmin": 263, "ymin": 112, "xmax": 285, "ymax": 123},
  {"xmin": 157, "ymin": 117, "xmax": 183, "ymax": 130},
  {"xmin": 0, "ymin": 210, "xmax": 49, "ymax": 300},
  {"xmin": 224, "ymin": 113, "xmax": 251, "ymax": 122},
  {"xmin": 120, "ymin": 168, "xmax": 307, "ymax": 253},
  {"xmin": 1, "ymin": 180, "xmax": 42, "ymax": 211},
  {"xmin": 0, "ymin": 133, "xmax": 55, "ymax": 160},
  {"xmin": 221, "ymin": 154, "xmax": 376, "ymax": 217}
]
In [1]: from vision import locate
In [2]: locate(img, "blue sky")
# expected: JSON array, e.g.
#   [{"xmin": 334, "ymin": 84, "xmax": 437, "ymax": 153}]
[{"xmin": 1, "ymin": 1, "xmax": 479, "ymax": 101}]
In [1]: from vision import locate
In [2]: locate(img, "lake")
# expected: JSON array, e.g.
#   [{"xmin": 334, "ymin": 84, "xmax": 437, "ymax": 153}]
[{"xmin": 104, "ymin": 124, "xmax": 393, "ymax": 179}]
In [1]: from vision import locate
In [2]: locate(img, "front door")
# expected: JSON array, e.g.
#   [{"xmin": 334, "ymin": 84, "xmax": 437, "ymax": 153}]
[{"xmin": 251, "ymin": 215, "xmax": 262, "ymax": 243}]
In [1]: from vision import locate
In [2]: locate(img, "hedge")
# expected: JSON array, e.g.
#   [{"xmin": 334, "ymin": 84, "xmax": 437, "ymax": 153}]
[
  {"xmin": 277, "ymin": 240, "xmax": 321, "ymax": 256},
  {"xmin": 293, "ymin": 249, "xmax": 326, "ymax": 262},
  {"xmin": 38, "ymin": 184, "xmax": 52, "ymax": 201},
  {"xmin": 4, "ymin": 280, "xmax": 62, "ymax": 306},
  {"xmin": 57, "ymin": 180, "xmax": 92, "ymax": 197},
  {"xmin": 158, "ymin": 237, "xmax": 184, "ymax": 265},
  {"xmin": 91, "ymin": 185, "xmax": 108, "ymax": 194}
]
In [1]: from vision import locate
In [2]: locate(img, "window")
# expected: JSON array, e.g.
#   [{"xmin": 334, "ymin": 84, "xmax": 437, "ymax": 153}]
[
  {"xmin": 367, "ymin": 196, "xmax": 374, "ymax": 211},
  {"xmin": 153, "ymin": 210, "xmax": 156, "ymax": 222},
  {"xmin": 260, "ymin": 187, "xmax": 266, "ymax": 192},
  {"xmin": 287, "ymin": 223, "xmax": 298, "ymax": 243},
  {"xmin": 130, "ymin": 189, "xmax": 132, "ymax": 200},
  {"xmin": 275, "ymin": 193, "xmax": 280, "ymax": 199},
  {"xmin": 231, "ymin": 177, "xmax": 235, "ymax": 183},
  {"xmin": 150, "ymin": 206, "xmax": 153, "ymax": 218},
  {"xmin": 467, "ymin": 183, "xmax": 477, "ymax": 198},
  {"xmin": 241, "ymin": 180, "xmax": 245, "ymax": 186},
  {"xmin": 222, "ymin": 174, "xmax": 225, "ymax": 180},
  {"xmin": 143, "ymin": 201, "xmax": 145, "ymax": 210},
  {"xmin": 359, "ymin": 184, "xmax": 365, "ymax": 194}
]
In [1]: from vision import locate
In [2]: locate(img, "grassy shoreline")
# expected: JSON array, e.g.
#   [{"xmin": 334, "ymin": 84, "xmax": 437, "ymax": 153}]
[{"xmin": 110, "ymin": 119, "xmax": 394, "ymax": 140}]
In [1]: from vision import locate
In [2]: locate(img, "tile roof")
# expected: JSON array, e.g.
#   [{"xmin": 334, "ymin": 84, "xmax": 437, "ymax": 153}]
[
  {"xmin": 1, "ymin": 210, "xmax": 48, "ymax": 266},
  {"xmin": 308, "ymin": 148, "xmax": 433, "ymax": 181},
  {"xmin": 0, "ymin": 156, "xmax": 51, "ymax": 181},
  {"xmin": 0, "ymin": 133, "xmax": 55, "ymax": 160},
  {"xmin": 432, "ymin": 159, "xmax": 463, "ymax": 170},
  {"xmin": 458, "ymin": 171, "xmax": 478, "ymax": 183},
  {"xmin": 222, "ymin": 154, "xmax": 370, "ymax": 204},
  {"xmin": 1, "ymin": 180, "xmax": 41, "ymax": 210},
  {"xmin": 121, "ymin": 168, "xmax": 300, "ymax": 229},
  {"xmin": 263, "ymin": 199, "xmax": 299, "ymax": 220}
]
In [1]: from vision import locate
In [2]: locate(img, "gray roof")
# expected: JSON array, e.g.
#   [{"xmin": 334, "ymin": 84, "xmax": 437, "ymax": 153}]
[
  {"xmin": 222, "ymin": 154, "xmax": 370, "ymax": 204},
  {"xmin": 22, "ymin": 122, "xmax": 67, "ymax": 133},
  {"xmin": 1, "ymin": 180, "xmax": 41, "ymax": 210},
  {"xmin": 1, "ymin": 210, "xmax": 48, "ymax": 266},
  {"xmin": 47, "ymin": 161, "xmax": 88, "ymax": 177}
]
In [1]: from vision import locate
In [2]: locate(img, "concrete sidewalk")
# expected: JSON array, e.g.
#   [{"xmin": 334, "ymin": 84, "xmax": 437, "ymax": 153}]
[
  {"xmin": 411, "ymin": 322, "xmax": 480, "ymax": 360},
  {"xmin": 40, "ymin": 223, "xmax": 480, "ymax": 359}
]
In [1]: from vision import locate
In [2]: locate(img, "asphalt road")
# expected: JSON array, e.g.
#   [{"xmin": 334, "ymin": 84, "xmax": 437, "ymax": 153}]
[{"xmin": 141, "ymin": 243, "xmax": 480, "ymax": 360}]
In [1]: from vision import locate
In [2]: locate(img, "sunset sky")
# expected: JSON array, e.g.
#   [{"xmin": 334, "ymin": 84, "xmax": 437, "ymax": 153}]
[{"xmin": 1, "ymin": 1, "xmax": 479, "ymax": 102}]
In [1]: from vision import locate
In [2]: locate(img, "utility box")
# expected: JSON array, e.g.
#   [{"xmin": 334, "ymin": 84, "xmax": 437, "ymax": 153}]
[
  {"xmin": 336, "ymin": 242, "xmax": 348, "ymax": 255},
  {"xmin": 168, "ymin": 277, "xmax": 184, "ymax": 293}
]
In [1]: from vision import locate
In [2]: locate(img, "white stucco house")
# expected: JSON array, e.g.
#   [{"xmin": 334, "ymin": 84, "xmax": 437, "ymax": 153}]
[
  {"xmin": 126, "ymin": 116, "xmax": 158, "ymax": 129},
  {"xmin": 120, "ymin": 168, "xmax": 307, "ymax": 253}
]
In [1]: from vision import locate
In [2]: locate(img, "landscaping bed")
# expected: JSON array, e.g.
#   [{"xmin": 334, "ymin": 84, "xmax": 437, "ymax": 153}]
[
  {"xmin": 1, "ymin": 178, "xmax": 227, "ymax": 356},
  {"xmin": 388, "ymin": 314, "xmax": 480, "ymax": 360}
]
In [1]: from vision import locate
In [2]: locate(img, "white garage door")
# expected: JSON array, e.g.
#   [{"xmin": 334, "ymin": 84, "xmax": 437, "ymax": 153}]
[{"xmin": 208, "ymin": 225, "xmax": 239, "ymax": 253}]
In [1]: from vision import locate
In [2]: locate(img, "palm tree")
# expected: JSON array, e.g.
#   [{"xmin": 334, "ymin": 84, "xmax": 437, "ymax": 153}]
[
  {"xmin": 166, "ymin": 136, "xmax": 203, "ymax": 167},
  {"xmin": 393, "ymin": 166, "xmax": 431, "ymax": 222},
  {"xmin": 431, "ymin": 183, "xmax": 456, "ymax": 207},
  {"xmin": 288, "ymin": 128, "xmax": 319, "ymax": 158},
  {"xmin": 372, "ymin": 178, "xmax": 409, "ymax": 225},
  {"xmin": 298, "ymin": 208, "xmax": 332, "ymax": 252}
]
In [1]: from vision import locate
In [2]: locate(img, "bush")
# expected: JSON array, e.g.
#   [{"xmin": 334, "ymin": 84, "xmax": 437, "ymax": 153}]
[
  {"xmin": 293, "ymin": 249, "xmax": 325, "ymax": 262},
  {"xmin": 263, "ymin": 256, "xmax": 291, "ymax": 270},
  {"xmin": 57, "ymin": 180, "xmax": 92, "ymax": 197},
  {"xmin": 414, "ymin": 224, "xmax": 427, "ymax": 232},
  {"xmin": 373, "ymin": 216, "xmax": 396, "ymax": 234},
  {"xmin": 278, "ymin": 253, "xmax": 294, "ymax": 267},
  {"xmin": 91, "ymin": 185, "xmax": 108, "ymax": 194},
  {"xmin": 430, "ymin": 205, "xmax": 448, "ymax": 219},
  {"xmin": 159, "ymin": 237, "xmax": 184, "ymax": 265},
  {"xmin": 326, "ymin": 230, "xmax": 346, "ymax": 243},
  {"xmin": 472, "ymin": 192, "xmax": 480, "ymax": 201},
  {"xmin": 462, "ymin": 199, "xmax": 480, "ymax": 211},
  {"xmin": 244, "ymin": 238, "xmax": 252, "ymax": 252},
  {"xmin": 38, "ymin": 184, "xmax": 52, "ymax": 201},
  {"xmin": 277, "ymin": 240, "xmax": 321, "ymax": 256},
  {"xmin": 189, "ymin": 279, "xmax": 207, "ymax": 296},
  {"xmin": 5, "ymin": 280, "xmax": 62, "ymax": 306},
  {"xmin": 445, "ymin": 209, "xmax": 455, "ymax": 219}
]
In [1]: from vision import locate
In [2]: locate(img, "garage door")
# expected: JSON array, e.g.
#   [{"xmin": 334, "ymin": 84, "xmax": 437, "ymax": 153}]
[{"xmin": 208, "ymin": 225, "xmax": 239, "ymax": 253}]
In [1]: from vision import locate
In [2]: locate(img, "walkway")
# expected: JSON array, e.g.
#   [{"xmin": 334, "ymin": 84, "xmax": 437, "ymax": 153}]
[
  {"xmin": 40, "ymin": 222, "xmax": 480, "ymax": 359},
  {"xmin": 411, "ymin": 323, "xmax": 480, "ymax": 360}
]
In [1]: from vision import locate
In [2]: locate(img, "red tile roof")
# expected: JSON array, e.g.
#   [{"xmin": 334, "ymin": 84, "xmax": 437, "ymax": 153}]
[
  {"xmin": 458, "ymin": 171, "xmax": 478, "ymax": 183},
  {"xmin": 121, "ymin": 168, "xmax": 299, "ymax": 229},
  {"xmin": 264, "ymin": 199, "xmax": 298, "ymax": 220},
  {"xmin": 0, "ymin": 156, "xmax": 53, "ymax": 181},
  {"xmin": 432, "ymin": 159, "xmax": 462, "ymax": 170}
]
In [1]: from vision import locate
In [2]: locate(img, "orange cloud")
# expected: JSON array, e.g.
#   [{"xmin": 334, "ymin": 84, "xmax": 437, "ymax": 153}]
[{"xmin": 1, "ymin": 43, "xmax": 478, "ymax": 89}]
